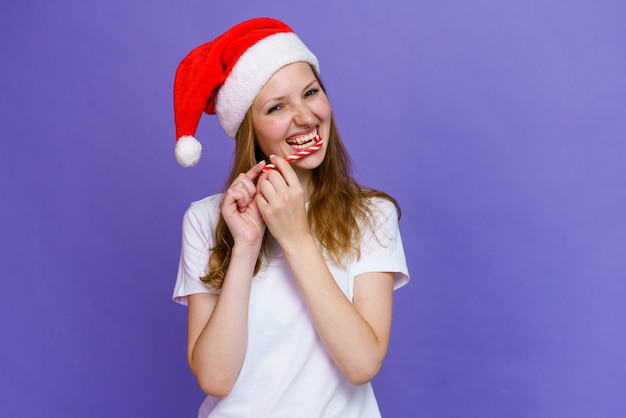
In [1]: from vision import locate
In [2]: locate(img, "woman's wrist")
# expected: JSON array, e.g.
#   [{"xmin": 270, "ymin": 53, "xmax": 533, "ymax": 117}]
[
  {"xmin": 231, "ymin": 241, "xmax": 262, "ymax": 261},
  {"xmin": 279, "ymin": 232, "xmax": 317, "ymax": 260}
]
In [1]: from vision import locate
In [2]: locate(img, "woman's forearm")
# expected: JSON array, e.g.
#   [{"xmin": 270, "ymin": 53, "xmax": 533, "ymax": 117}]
[
  {"xmin": 281, "ymin": 235, "xmax": 394, "ymax": 385},
  {"xmin": 188, "ymin": 245, "xmax": 258, "ymax": 396}
]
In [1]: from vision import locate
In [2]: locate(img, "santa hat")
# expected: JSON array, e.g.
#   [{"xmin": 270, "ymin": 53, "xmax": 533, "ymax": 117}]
[{"xmin": 173, "ymin": 17, "xmax": 319, "ymax": 167}]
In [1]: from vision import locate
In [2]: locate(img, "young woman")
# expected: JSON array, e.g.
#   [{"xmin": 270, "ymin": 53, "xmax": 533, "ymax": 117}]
[{"xmin": 172, "ymin": 17, "xmax": 409, "ymax": 418}]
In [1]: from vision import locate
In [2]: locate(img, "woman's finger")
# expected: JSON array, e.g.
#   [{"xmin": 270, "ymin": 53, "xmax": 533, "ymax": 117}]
[
  {"xmin": 246, "ymin": 160, "xmax": 267, "ymax": 181},
  {"xmin": 267, "ymin": 155, "xmax": 298, "ymax": 187}
]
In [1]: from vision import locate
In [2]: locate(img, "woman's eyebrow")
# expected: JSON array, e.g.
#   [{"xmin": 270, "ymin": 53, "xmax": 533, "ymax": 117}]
[
  {"xmin": 259, "ymin": 79, "xmax": 319, "ymax": 107},
  {"xmin": 302, "ymin": 79, "xmax": 319, "ymax": 90},
  {"xmin": 263, "ymin": 95, "xmax": 288, "ymax": 105}
]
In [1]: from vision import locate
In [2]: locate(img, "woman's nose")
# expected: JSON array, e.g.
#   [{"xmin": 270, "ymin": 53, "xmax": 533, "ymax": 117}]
[{"xmin": 293, "ymin": 103, "xmax": 315, "ymax": 126}]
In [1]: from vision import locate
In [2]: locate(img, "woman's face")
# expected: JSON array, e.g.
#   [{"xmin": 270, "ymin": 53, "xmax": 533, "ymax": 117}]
[{"xmin": 251, "ymin": 62, "xmax": 331, "ymax": 172}]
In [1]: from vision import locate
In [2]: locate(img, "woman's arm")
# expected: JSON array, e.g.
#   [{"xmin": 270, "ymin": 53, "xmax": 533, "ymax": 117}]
[
  {"xmin": 283, "ymin": 236, "xmax": 394, "ymax": 385},
  {"xmin": 256, "ymin": 156, "xmax": 395, "ymax": 385},
  {"xmin": 187, "ymin": 161, "xmax": 267, "ymax": 397},
  {"xmin": 187, "ymin": 244, "xmax": 259, "ymax": 397}
]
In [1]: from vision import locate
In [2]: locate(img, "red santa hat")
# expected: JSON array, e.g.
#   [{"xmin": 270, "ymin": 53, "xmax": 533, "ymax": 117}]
[{"xmin": 173, "ymin": 17, "xmax": 320, "ymax": 167}]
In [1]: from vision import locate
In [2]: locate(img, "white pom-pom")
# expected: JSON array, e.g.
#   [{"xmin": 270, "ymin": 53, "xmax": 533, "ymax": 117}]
[{"xmin": 175, "ymin": 135, "xmax": 202, "ymax": 167}]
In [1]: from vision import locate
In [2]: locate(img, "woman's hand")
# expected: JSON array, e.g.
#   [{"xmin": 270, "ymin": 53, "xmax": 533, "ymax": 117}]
[
  {"xmin": 220, "ymin": 161, "xmax": 267, "ymax": 248},
  {"xmin": 255, "ymin": 155, "xmax": 310, "ymax": 247}
]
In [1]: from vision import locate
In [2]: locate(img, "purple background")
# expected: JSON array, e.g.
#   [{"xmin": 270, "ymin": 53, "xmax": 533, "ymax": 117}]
[{"xmin": 1, "ymin": 1, "xmax": 625, "ymax": 417}]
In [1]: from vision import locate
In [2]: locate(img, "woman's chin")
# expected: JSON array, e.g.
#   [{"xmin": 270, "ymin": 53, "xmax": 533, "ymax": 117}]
[{"xmin": 294, "ymin": 154, "xmax": 325, "ymax": 171}]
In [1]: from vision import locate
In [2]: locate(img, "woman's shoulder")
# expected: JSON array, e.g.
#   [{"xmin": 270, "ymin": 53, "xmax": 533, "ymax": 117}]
[
  {"xmin": 183, "ymin": 193, "xmax": 223, "ymax": 226},
  {"xmin": 189, "ymin": 193, "xmax": 223, "ymax": 211},
  {"xmin": 363, "ymin": 193, "xmax": 399, "ymax": 220}
]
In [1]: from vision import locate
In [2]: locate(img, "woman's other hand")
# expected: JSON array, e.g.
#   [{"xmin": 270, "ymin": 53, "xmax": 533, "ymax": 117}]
[
  {"xmin": 220, "ymin": 161, "xmax": 267, "ymax": 248},
  {"xmin": 256, "ymin": 155, "xmax": 310, "ymax": 247}
]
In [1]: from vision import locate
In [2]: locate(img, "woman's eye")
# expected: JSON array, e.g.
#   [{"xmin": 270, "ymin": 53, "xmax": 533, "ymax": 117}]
[
  {"xmin": 267, "ymin": 104, "xmax": 282, "ymax": 114},
  {"xmin": 304, "ymin": 88, "xmax": 318, "ymax": 98}
]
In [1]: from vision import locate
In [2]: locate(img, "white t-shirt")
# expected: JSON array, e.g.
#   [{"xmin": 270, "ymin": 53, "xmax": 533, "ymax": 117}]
[{"xmin": 173, "ymin": 194, "xmax": 410, "ymax": 418}]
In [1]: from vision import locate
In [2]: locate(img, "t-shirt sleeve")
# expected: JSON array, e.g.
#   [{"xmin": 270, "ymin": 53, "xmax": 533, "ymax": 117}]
[
  {"xmin": 172, "ymin": 198, "xmax": 220, "ymax": 306},
  {"xmin": 351, "ymin": 199, "xmax": 410, "ymax": 290}
]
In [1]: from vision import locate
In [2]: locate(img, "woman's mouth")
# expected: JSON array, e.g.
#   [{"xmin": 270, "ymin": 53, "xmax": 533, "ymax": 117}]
[{"xmin": 286, "ymin": 128, "xmax": 319, "ymax": 150}]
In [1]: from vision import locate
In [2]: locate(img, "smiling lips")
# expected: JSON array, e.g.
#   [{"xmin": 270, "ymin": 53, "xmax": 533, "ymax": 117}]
[
  {"xmin": 263, "ymin": 133, "xmax": 324, "ymax": 172},
  {"xmin": 286, "ymin": 128, "xmax": 318, "ymax": 150}
]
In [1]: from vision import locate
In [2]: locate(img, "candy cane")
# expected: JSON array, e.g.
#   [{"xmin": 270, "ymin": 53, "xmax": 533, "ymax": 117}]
[{"xmin": 262, "ymin": 135, "xmax": 324, "ymax": 171}]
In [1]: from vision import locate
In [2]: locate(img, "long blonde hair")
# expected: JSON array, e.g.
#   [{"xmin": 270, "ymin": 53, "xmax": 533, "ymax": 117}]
[{"xmin": 201, "ymin": 69, "xmax": 399, "ymax": 289}]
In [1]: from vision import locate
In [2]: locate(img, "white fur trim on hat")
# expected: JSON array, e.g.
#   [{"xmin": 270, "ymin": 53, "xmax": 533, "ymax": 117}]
[
  {"xmin": 215, "ymin": 32, "xmax": 319, "ymax": 138},
  {"xmin": 175, "ymin": 135, "xmax": 202, "ymax": 167}
]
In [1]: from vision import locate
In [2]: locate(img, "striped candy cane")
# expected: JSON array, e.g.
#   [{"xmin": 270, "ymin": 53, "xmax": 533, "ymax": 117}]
[{"xmin": 262, "ymin": 136, "xmax": 324, "ymax": 171}]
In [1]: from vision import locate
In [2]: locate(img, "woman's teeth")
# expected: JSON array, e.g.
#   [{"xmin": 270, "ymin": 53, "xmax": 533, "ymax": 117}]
[{"xmin": 286, "ymin": 131, "xmax": 318, "ymax": 149}]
